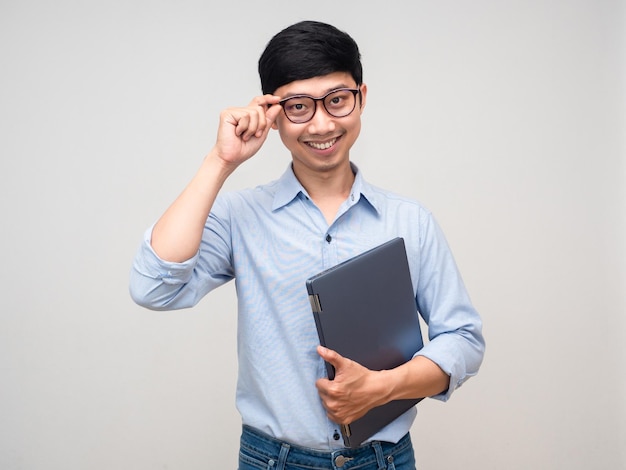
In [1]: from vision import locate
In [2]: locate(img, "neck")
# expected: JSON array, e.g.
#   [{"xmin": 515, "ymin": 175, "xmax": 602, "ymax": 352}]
[
  {"xmin": 292, "ymin": 160, "xmax": 355, "ymax": 225},
  {"xmin": 294, "ymin": 160, "xmax": 354, "ymax": 197}
]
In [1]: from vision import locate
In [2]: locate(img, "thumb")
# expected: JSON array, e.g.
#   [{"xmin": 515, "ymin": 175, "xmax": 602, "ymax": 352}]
[
  {"xmin": 265, "ymin": 102, "xmax": 282, "ymax": 128},
  {"xmin": 317, "ymin": 346, "xmax": 347, "ymax": 370}
]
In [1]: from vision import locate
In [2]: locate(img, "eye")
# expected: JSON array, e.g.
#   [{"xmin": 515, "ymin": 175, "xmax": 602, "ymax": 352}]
[
  {"xmin": 284, "ymin": 97, "xmax": 312, "ymax": 116},
  {"xmin": 325, "ymin": 90, "xmax": 353, "ymax": 109}
]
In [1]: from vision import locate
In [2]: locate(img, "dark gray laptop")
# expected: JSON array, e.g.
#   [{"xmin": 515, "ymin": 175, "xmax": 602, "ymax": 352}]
[{"xmin": 305, "ymin": 237, "xmax": 424, "ymax": 448}]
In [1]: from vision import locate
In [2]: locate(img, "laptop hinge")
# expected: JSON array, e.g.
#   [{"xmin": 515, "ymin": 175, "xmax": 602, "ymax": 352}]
[{"xmin": 308, "ymin": 294, "xmax": 322, "ymax": 313}]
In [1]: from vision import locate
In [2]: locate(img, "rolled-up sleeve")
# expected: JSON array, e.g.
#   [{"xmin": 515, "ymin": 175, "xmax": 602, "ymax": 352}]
[
  {"xmin": 129, "ymin": 213, "xmax": 234, "ymax": 311},
  {"xmin": 414, "ymin": 212, "xmax": 485, "ymax": 402},
  {"xmin": 128, "ymin": 226, "xmax": 200, "ymax": 310}
]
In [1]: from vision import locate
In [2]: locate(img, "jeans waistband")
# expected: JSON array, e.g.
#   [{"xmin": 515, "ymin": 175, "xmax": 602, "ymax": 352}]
[{"xmin": 239, "ymin": 425, "xmax": 414, "ymax": 470}]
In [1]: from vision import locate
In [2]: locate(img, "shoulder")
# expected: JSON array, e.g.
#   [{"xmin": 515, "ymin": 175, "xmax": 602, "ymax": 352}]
[
  {"xmin": 363, "ymin": 181, "xmax": 433, "ymax": 220},
  {"xmin": 214, "ymin": 179, "xmax": 280, "ymax": 213}
]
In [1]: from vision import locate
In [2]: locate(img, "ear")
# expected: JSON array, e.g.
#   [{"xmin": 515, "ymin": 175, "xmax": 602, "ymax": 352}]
[{"xmin": 358, "ymin": 83, "xmax": 368, "ymax": 112}]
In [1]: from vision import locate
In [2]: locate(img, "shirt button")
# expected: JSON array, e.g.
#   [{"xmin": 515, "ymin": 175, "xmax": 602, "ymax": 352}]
[
  {"xmin": 333, "ymin": 430, "xmax": 340, "ymax": 440},
  {"xmin": 325, "ymin": 234, "xmax": 332, "ymax": 243}
]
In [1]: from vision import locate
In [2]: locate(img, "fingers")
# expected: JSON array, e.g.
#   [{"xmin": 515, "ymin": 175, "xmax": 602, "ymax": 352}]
[
  {"xmin": 233, "ymin": 111, "xmax": 258, "ymax": 141},
  {"xmin": 316, "ymin": 346, "xmax": 379, "ymax": 424},
  {"xmin": 315, "ymin": 376, "xmax": 362, "ymax": 425},
  {"xmin": 214, "ymin": 94, "xmax": 282, "ymax": 165},
  {"xmin": 235, "ymin": 94, "xmax": 281, "ymax": 141}
]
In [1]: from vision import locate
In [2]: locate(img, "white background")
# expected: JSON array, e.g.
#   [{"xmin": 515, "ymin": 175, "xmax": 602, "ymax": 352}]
[{"xmin": 1, "ymin": 1, "xmax": 624, "ymax": 469}]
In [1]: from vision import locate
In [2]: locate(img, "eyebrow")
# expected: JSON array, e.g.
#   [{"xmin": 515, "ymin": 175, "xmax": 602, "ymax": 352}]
[{"xmin": 279, "ymin": 84, "xmax": 356, "ymax": 100}]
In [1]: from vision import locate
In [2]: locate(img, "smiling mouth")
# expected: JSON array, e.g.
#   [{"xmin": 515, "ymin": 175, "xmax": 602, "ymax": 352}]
[{"xmin": 306, "ymin": 137, "xmax": 337, "ymax": 150}]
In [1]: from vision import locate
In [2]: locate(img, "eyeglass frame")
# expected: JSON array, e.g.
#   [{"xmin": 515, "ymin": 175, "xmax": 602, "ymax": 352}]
[{"xmin": 277, "ymin": 87, "xmax": 362, "ymax": 124}]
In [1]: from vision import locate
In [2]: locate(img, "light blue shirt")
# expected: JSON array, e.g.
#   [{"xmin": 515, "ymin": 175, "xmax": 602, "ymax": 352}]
[{"xmin": 130, "ymin": 163, "xmax": 485, "ymax": 450}]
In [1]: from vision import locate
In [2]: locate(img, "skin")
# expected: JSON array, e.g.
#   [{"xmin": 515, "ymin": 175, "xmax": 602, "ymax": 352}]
[{"xmin": 150, "ymin": 71, "xmax": 450, "ymax": 426}]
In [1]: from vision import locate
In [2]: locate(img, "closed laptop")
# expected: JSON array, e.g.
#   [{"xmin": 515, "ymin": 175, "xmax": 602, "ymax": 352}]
[{"xmin": 306, "ymin": 237, "xmax": 424, "ymax": 448}]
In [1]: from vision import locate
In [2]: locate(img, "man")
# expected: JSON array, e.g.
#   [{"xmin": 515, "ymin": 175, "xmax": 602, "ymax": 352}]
[{"xmin": 130, "ymin": 20, "xmax": 485, "ymax": 470}]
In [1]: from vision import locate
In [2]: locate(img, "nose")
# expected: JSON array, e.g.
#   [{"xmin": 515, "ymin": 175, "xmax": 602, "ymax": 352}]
[{"xmin": 306, "ymin": 103, "xmax": 336, "ymax": 135}]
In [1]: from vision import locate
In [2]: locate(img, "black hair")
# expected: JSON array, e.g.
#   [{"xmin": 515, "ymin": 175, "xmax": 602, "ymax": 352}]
[{"xmin": 258, "ymin": 21, "xmax": 363, "ymax": 95}]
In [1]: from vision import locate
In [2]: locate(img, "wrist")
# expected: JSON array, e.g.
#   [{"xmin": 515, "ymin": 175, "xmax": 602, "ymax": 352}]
[
  {"xmin": 202, "ymin": 148, "xmax": 238, "ymax": 183},
  {"xmin": 372, "ymin": 369, "xmax": 399, "ymax": 406}
]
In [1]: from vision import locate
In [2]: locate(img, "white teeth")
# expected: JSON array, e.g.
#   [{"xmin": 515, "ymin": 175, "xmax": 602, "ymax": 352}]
[{"xmin": 308, "ymin": 138, "xmax": 337, "ymax": 150}]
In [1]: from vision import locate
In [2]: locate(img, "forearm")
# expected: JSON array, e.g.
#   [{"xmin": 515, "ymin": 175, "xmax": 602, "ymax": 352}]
[
  {"xmin": 379, "ymin": 355, "xmax": 450, "ymax": 404},
  {"xmin": 151, "ymin": 150, "xmax": 236, "ymax": 262}
]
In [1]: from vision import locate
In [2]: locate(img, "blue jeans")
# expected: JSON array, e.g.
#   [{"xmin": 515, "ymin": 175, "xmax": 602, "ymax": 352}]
[{"xmin": 239, "ymin": 425, "xmax": 416, "ymax": 470}]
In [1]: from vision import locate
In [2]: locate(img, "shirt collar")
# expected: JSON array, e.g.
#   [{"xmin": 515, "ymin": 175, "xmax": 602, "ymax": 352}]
[{"xmin": 272, "ymin": 162, "xmax": 382, "ymax": 215}]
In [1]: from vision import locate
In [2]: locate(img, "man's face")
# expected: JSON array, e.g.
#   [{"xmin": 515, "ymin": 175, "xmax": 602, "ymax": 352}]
[{"xmin": 272, "ymin": 71, "xmax": 367, "ymax": 177}]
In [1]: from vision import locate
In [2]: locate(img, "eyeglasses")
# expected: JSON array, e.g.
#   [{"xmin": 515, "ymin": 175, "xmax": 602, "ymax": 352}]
[{"xmin": 278, "ymin": 88, "xmax": 360, "ymax": 124}]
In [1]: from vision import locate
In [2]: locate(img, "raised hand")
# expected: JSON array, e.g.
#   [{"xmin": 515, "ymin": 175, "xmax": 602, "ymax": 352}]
[{"xmin": 214, "ymin": 94, "xmax": 282, "ymax": 168}]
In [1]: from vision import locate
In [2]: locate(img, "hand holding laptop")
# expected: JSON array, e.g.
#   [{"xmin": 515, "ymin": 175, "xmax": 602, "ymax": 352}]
[{"xmin": 315, "ymin": 345, "xmax": 390, "ymax": 426}]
